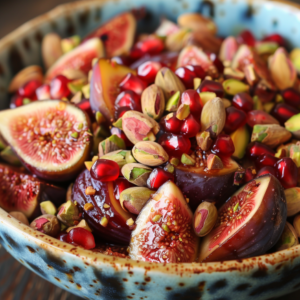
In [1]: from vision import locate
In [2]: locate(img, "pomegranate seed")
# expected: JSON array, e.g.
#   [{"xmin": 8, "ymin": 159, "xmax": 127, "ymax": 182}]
[
  {"xmin": 197, "ymin": 79, "xmax": 224, "ymax": 98},
  {"xmin": 76, "ymin": 99, "xmax": 94, "ymax": 121},
  {"xmin": 159, "ymin": 133, "xmax": 191, "ymax": 158},
  {"xmin": 224, "ymin": 106, "xmax": 247, "ymax": 134},
  {"xmin": 180, "ymin": 90, "xmax": 202, "ymax": 119},
  {"xmin": 111, "ymin": 55, "xmax": 133, "ymax": 66},
  {"xmin": 271, "ymin": 103, "xmax": 299, "ymax": 125},
  {"xmin": 275, "ymin": 157, "xmax": 298, "ymax": 188},
  {"xmin": 232, "ymin": 92, "xmax": 253, "ymax": 112},
  {"xmin": 18, "ymin": 80, "xmax": 42, "ymax": 98},
  {"xmin": 36, "ymin": 84, "xmax": 51, "ymax": 100},
  {"xmin": 175, "ymin": 65, "xmax": 205, "ymax": 89},
  {"xmin": 130, "ymin": 36, "xmax": 164, "ymax": 59},
  {"xmin": 111, "ymin": 127, "xmax": 133, "ymax": 147},
  {"xmin": 57, "ymin": 233, "xmax": 68, "ymax": 243},
  {"xmin": 262, "ymin": 33, "xmax": 285, "ymax": 47},
  {"xmin": 244, "ymin": 167, "xmax": 256, "ymax": 183},
  {"xmin": 115, "ymin": 106, "xmax": 130, "ymax": 120},
  {"xmin": 256, "ymin": 166, "xmax": 277, "ymax": 177},
  {"xmin": 180, "ymin": 114, "xmax": 201, "ymax": 138},
  {"xmin": 119, "ymin": 73, "xmax": 147, "ymax": 95},
  {"xmin": 237, "ymin": 29, "xmax": 256, "ymax": 47},
  {"xmin": 10, "ymin": 95, "xmax": 29, "ymax": 108},
  {"xmin": 67, "ymin": 228, "xmax": 96, "ymax": 250},
  {"xmin": 247, "ymin": 142, "xmax": 275, "ymax": 159},
  {"xmin": 281, "ymin": 88, "xmax": 300, "ymax": 108},
  {"xmin": 209, "ymin": 53, "xmax": 224, "ymax": 73},
  {"xmin": 253, "ymin": 84, "xmax": 276, "ymax": 103},
  {"xmin": 192, "ymin": 65, "xmax": 206, "ymax": 79},
  {"xmin": 137, "ymin": 61, "xmax": 165, "ymax": 84},
  {"xmin": 115, "ymin": 90, "xmax": 141, "ymax": 111},
  {"xmin": 113, "ymin": 178, "xmax": 134, "ymax": 200},
  {"xmin": 50, "ymin": 75, "xmax": 71, "ymax": 99},
  {"xmin": 256, "ymin": 154, "xmax": 279, "ymax": 169},
  {"xmin": 161, "ymin": 114, "xmax": 183, "ymax": 134},
  {"xmin": 247, "ymin": 110, "xmax": 279, "ymax": 127},
  {"xmin": 90, "ymin": 159, "xmax": 119, "ymax": 182},
  {"xmin": 147, "ymin": 168, "xmax": 174, "ymax": 189},
  {"xmin": 212, "ymin": 134, "xmax": 235, "ymax": 158}
]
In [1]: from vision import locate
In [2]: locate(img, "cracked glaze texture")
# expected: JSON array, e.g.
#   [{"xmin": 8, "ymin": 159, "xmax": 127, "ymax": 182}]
[{"xmin": 1, "ymin": 0, "xmax": 300, "ymax": 299}]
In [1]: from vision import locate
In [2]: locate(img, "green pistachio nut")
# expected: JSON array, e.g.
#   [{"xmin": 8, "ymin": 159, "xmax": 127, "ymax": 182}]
[
  {"xmin": 165, "ymin": 91, "xmax": 181, "ymax": 112},
  {"xmin": 125, "ymin": 151, "xmax": 137, "ymax": 163},
  {"xmin": 40, "ymin": 201, "xmax": 57, "ymax": 215},
  {"xmin": 223, "ymin": 79, "xmax": 249, "ymax": 96},
  {"xmin": 101, "ymin": 150, "xmax": 128, "ymax": 168},
  {"xmin": 57, "ymin": 200, "xmax": 81, "ymax": 227},
  {"xmin": 181, "ymin": 153, "xmax": 196, "ymax": 166},
  {"xmin": 121, "ymin": 163, "xmax": 152, "ymax": 186},
  {"xmin": 285, "ymin": 113, "xmax": 300, "ymax": 139},
  {"xmin": 99, "ymin": 135, "xmax": 126, "ymax": 157}
]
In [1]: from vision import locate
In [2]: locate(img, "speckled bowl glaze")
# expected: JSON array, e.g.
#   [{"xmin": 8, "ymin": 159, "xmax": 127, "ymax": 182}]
[{"xmin": 1, "ymin": 0, "xmax": 300, "ymax": 299}]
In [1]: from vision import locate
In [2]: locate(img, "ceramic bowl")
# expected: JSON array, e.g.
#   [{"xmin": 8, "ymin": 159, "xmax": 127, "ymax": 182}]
[{"xmin": 1, "ymin": 0, "xmax": 300, "ymax": 299}]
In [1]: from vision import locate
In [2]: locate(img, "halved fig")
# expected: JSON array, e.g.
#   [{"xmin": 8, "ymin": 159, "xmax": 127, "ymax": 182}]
[
  {"xmin": 129, "ymin": 180, "xmax": 199, "ymax": 262},
  {"xmin": 0, "ymin": 100, "xmax": 91, "ymax": 182},
  {"xmin": 0, "ymin": 164, "xmax": 66, "ymax": 220},
  {"xmin": 175, "ymin": 158, "xmax": 240, "ymax": 210},
  {"xmin": 72, "ymin": 169, "xmax": 135, "ymax": 244},
  {"xmin": 90, "ymin": 58, "xmax": 136, "ymax": 122},
  {"xmin": 46, "ymin": 38, "xmax": 105, "ymax": 82},
  {"xmin": 84, "ymin": 12, "xmax": 136, "ymax": 57},
  {"xmin": 199, "ymin": 174, "xmax": 287, "ymax": 262}
]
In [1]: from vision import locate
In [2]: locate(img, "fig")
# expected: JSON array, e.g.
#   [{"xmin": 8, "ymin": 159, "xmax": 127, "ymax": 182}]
[
  {"xmin": 0, "ymin": 100, "xmax": 91, "ymax": 182},
  {"xmin": 46, "ymin": 38, "xmax": 105, "ymax": 82},
  {"xmin": 199, "ymin": 175, "xmax": 287, "ymax": 262},
  {"xmin": 175, "ymin": 158, "xmax": 240, "ymax": 210},
  {"xmin": 90, "ymin": 59, "xmax": 136, "ymax": 122},
  {"xmin": 84, "ymin": 12, "xmax": 136, "ymax": 57},
  {"xmin": 72, "ymin": 169, "xmax": 135, "ymax": 244},
  {"xmin": 0, "ymin": 164, "xmax": 66, "ymax": 220},
  {"xmin": 129, "ymin": 180, "xmax": 199, "ymax": 262}
]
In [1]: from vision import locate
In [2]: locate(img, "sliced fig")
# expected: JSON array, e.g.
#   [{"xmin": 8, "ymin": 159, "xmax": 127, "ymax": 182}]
[
  {"xmin": 90, "ymin": 58, "xmax": 136, "ymax": 122},
  {"xmin": 129, "ymin": 180, "xmax": 199, "ymax": 262},
  {"xmin": 84, "ymin": 12, "xmax": 136, "ymax": 57},
  {"xmin": 175, "ymin": 158, "xmax": 240, "ymax": 210},
  {"xmin": 72, "ymin": 169, "xmax": 135, "ymax": 244},
  {"xmin": 46, "ymin": 38, "xmax": 105, "ymax": 82},
  {"xmin": 0, "ymin": 100, "xmax": 91, "ymax": 182},
  {"xmin": 0, "ymin": 164, "xmax": 66, "ymax": 220},
  {"xmin": 199, "ymin": 174, "xmax": 286, "ymax": 262}
]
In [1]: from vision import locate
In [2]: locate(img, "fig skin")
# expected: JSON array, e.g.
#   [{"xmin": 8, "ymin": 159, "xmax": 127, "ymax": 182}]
[
  {"xmin": 72, "ymin": 169, "xmax": 135, "ymax": 245},
  {"xmin": 199, "ymin": 174, "xmax": 287, "ymax": 262},
  {"xmin": 174, "ymin": 158, "xmax": 240, "ymax": 210}
]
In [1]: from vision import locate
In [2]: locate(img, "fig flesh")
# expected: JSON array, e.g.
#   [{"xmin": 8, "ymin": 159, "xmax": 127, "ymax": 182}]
[
  {"xmin": 199, "ymin": 174, "xmax": 286, "ymax": 262},
  {"xmin": 0, "ymin": 164, "xmax": 66, "ymax": 220},
  {"xmin": 129, "ymin": 180, "xmax": 199, "ymax": 263},
  {"xmin": 175, "ymin": 158, "xmax": 240, "ymax": 210},
  {"xmin": 0, "ymin": 100, "xmax": 91, "ymax": 182}
]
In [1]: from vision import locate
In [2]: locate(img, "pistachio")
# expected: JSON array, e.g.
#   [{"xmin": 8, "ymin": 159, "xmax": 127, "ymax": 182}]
[
  {"xmin": 99, "ymin": 135, "xmax": 126, "ymax": 157},
  {"xmin": 243, "ymin": 64, "xmax": 258, "ymax": 86},
  {"xmin": 40, "ymin": 201, "xmax": 57, "ymax": 215},
  {"xmin": 84, "ymin": 202, "xmax": 94, "ymax": 210},
  {"xmin": 42, "ymin": 33, "xmax": 63, "ymax": 69},
  {"xmin": 8, "ymin": 65, "xmax": 43, "ymax": 93},
  {"xmin": 290, "ymin": 48, "xmax": 300, "ymax": 74},
  {"xmin": 196, "ymin": 131, "xmax": 213, "ymax": 151},
  {"xmin": 219, "ymin": 36, "xmax": 239, "ymax": 62},
  {"xmin": 199, "ymin": 92, "xmax": 216, "ymax": 106},
  {"xmin": 164, "ymin": 163, "xmax": 175, "ymax": 174},
  {"xmin": 251, "ymin": 124, "xmax": 292, "ymax": 148},
  {"xmin": 269, "ymin": 47, "xmax": 297, "ymax": 90},
  {"xmin": 112, "ymin": 117, "xmax": 123, "ymax": 129},
  {"xmin": 85, "ymin": 161, "xmax": 93, "ymax": 171},
  {"xmin": 57, "ymin": 200, "xmax": 81, "ymax": 227},
  {"xmin": 61, "ymin": 69, "xmax": 87, "ymax": 81},
  {"xmin": 152, "ymin": 214, "xmax": 162, "ymax": 222},
  {"xmin": 193, "ymin": 201, "xmax": 218, "ymax": 237},
  {"xmin": 9, "ymin": 211, "xmax": 29, "ymax": 226},
  {"xmin": 223, "ymin": 79, "xmax": 249, "ymax": 96},
  {"xmin": 223, "ymin": 67, "xmax": 245, "ymax": 81},
  {"xmin": 121, "ymin": 163, "xmax": 152, "ymax": 186},
  {"xmin": 170, "ymin": 157, "xmax": 180, "ymax": 166},
  {"xmin": 125, "ymin": 151, "xmax": 137, "ymax": 163},
  {"xmin": 95, "ymin": 111, "xmax": 106, "ymax": 125},
  {"xmin": 181, "ymin": 153, "xmax": 195, "ymax": 166},
  {"xmin": 193, "ymin": 78, "xmax": 202, "ymax": 90},
  {"xmin": 274, "ymin": 222, "xmax": 299, "ymax": 251},
  {"xmin": 120, "ymin": 187, "xmax": 155, "ymax": 214},
  {"xmin": 200, "ymin": 97, "xmax": 226, "ymax": 136},
  {"xmin": 155, "ymin": 67, "xmax": 185, "ymax": 100},
  {"xmin": 133, "ymin": 141, "xmax": 169, "ymax": 166},
  {"xmin": 101, "ymin": 150, "xmax": 128, "ymax": 168},
  {"xmin": 70, "ymin": 91, "xmax": 83, "ymax": 104},
  {"xmin": 141, "ymin": 84, "xmax": 165, "ymax": 120},
  {"xmin": 165, "ymin": 28, "xmax": 191, "ymax": 52},
  {"xmin": 66, "ymin": 219, "xmax": 92, "ymax": 233},
  {"xmin": 67, "ymin": 78, "xmax": 87, "ymax": 94},
  {"xmin": 82, "ymin": 84, "xmax": 90, "ymax": 99},
  {"xmin": 176, "ymin": 103, "xmax": 190, "ymax": 120},
  {"xmin": 122, "ymin": 111, "xmax": 160, "ymax": 145},
  {"xmin": 85, "ymin": 187, "xmax": 96, "ymax": 196},
  {"xmin": 290, "ymin": 145, "xmax": 300, "ymax": 167},
  {"xmin": 0, "ymin": 146, "xmax": 21, "ymax": 166},
  {"xmin": 100, "ymin": 216, "xmax": 109, "ymax": 227},
  {"xmin": 207, "ymin": 154, "xmax": 223, "ymax": 170},
  {"xmin": 285, "ymin": 113, "xmax": 300, "ymax": 139},
  {"xmin": 285, "ymin": 187, "xmax": 300, "ymax": 217},
  {"xmin": 61, "ymin": 35, "xmax": 81, "ymax": 53},
  {"xmin": 165, "ymin": 91, "xmax": 181, "ymax": 112},
  {"xmin": 30, "ymin": 214, "xmax": 60, "ymax": 237},
  {"xmin": 293, "ymin": 214, "xmax": 300, "ymax": 238},
  {"xmin": 66, "ymin": 183, "xmax": 73, "ymax": 202},
  {"xmin": 253, "ymin": 95, "xmax": 264, "ymax": 111}
]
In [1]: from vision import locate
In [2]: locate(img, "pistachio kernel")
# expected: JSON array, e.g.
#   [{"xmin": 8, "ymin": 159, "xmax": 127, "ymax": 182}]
[{"xmin": 85, "ymin": 186, "xmax": 96, "ymax": 196}]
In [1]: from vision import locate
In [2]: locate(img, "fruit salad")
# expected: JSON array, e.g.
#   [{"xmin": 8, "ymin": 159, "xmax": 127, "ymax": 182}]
[{"xmin": 1, "ymin": 10, "xmax": 300, "ymax": 263}]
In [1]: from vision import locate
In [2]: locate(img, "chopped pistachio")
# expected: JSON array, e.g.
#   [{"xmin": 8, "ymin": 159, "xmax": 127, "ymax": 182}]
[
  {"xmin": 99, "ymin": 135, "xmax": 126, "ymax": 157},
  {"xmin": 165, "ymin": 91, "xmax": 181, "ymax": 112},
  {"xmin": 181, "ymin": 153, "xmax": 196, "ymax": 166},
  {"xmin": 40, "ymin": 201, "xmax": 57, "ymax": 215}
]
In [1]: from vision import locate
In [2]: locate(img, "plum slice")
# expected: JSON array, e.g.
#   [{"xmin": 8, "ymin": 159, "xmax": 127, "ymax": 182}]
[
  {"xmin": 175, "ymin": 158, "xmax": 241, "ymax": 210},
  {"xmin": 0, "ymin": 164, "xmax": 66, "ymax": 220},
  {"xmin": 0, "ymin": 100, "xmax": 91, "ymax": 182},
  {"xmin": 72, "ymin": 169, "xmax": 135, "ymax": 245},
  {"xmin": 199, "ymin": 174, "xmax": 286, "ymax": 262},
  {"xmin": 129, "ymin": 180, "xmax": 199, "ymax": 263}
]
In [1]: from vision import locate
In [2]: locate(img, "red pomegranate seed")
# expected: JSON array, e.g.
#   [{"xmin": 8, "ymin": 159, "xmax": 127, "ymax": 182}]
[
  {"xmin": 67, "ymin": 228, "xmax": 96, "ymax": 250},
  {"xmin": 180, "ymin": 90, "xmax": 202, "ymax": 119},
  {"xmin": 211, "ymin": 134, "xmax": 235, "ymax": 158},
  {"xmin": 262, "ymin": 33, "xmax": 285, "ymax": 47},
  {"xmin": 247, "ymin": 110, "xmax": 279, "ymax": 127},
  {"xmin": 10, "ymin": 95, "xmax": 29, "ymax": 108},
  {"xmin": 192, "ymin": 65, "xmax": 206, "ymax": 79},
  {"xmin": 281, "ymin": 88, "xmax": 300, "ymax": 108},
  {"xmin": 111, "ymin": 55, "xmax": 133, "ymax": 66},
  {"xmin": 275, "ymin": 157, "xmax": 298, "ymax": 188},
  {"xmin": 232, "ymin": 92, "xmax": 253, "ymax": 112},
  {"xmin": 159, "ymin": 133, "xmax": 191, "ymax": 158},
  {"xmin": 90, "ymin": 159, "xmax": 119, "ymax": 182},
  {"xmin": 111, "ymin": 127, "xmax": 133, "ymax": 147},
  {"xmin": 119, "ymin": 73, "xmax": 147, "ymax": 95},
  {"xmin": 271, "ymin": 103, "xmax": 299, "ymax": 125},
  {"xmin": 247, "ymin": 142, "xmax": 275, "ymax": 159},
  {"xmin": 50, "ymin": 75, "xmax": 71, "ymax": 99},
  {"xmin": 256, "ymin": 154, "xmax": 279, "ymax": 169},
  {"xmin": 18, "ymin": 80, "xmax": 42, "ymax": 98},
  {"xmin": 256, "ymin": 166, "xmax": 277, "ymax": 177},
  {"xmin": 209, "ymin": 53, "xmax": 224, "ymax": 73},
  {"xmin": 161, "ymin": 114, "xmax": 183, "ymax": 134},
  {"xmin": 237, "ymin": 29, "xmax": 256, "ymax": 47},
  {"xmin": 76, "ymin": 99, "xmax": 94, "ymax": 121},
  {"xmin": 36, "ymin": 84, "xmax": 51, "ymax": 100},
  {"xmin": 113, "ymin": 178, "xmax": 134, "ymax": 200},
  {"xmin": 115, "ymin": 90, "xmax": 141, "ymax": 111},
  {"xmin": 115, "ymin": 106, "xmax": 130, "ymax": 120},
  {"xmin": 253, "ymin": 84, "xmax": 276, "ymax": 103},
  {"xmin": 180, "ymin": 114, "xmax": 201, "ymax": 138},
  {"xmin": 147, "ymin": 168, "xmax": 174, "ymax": 189},
  {"xmin": 57, "ymin": 233, "xmax": 69, "ymax": 243},
  {"xmin": 137, "ymin": 61, "xmax": 165, "ymax": 84},
  {"xmin": 197, "ymin": 79, "xmax": 224, "ymax": 98},
  {"xmin": 224, "ymin": 106, "xmax": 247, "ymax": 134},
  {"xmin": 130, "ymin": 36, "xmax": 164, "ymax": 59},
  {"xmin": 244, "ymin": 167, "xmax": 256, "ymax": 183},
  {"xmin": 175, "ymin": 65, "xmax": 205, "ymax": 89}
]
